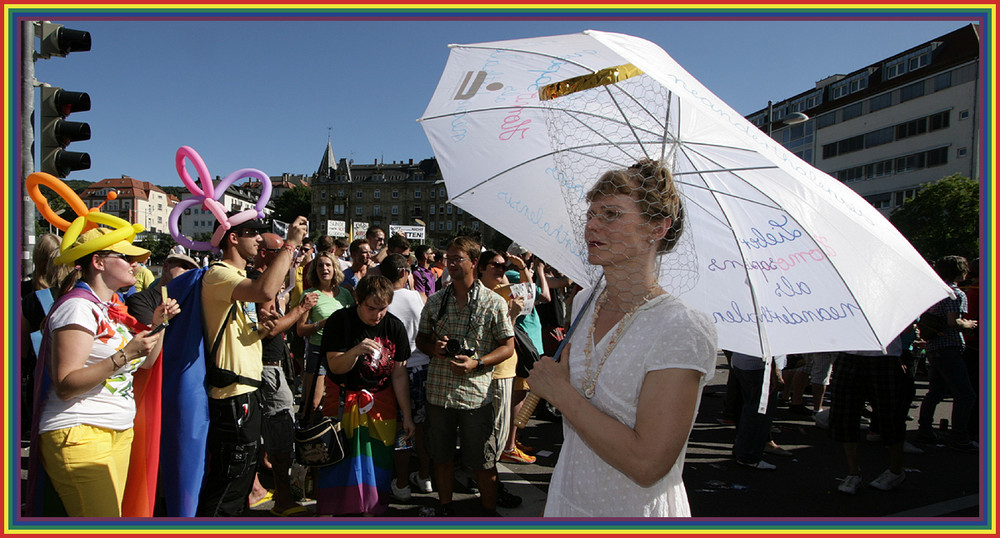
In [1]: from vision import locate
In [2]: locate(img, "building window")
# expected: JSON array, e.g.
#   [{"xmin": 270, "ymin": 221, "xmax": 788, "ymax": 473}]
[
  {"xmin": 868, "ymin": 93, "xmax": 892, "ymax": 112},
  {"xmin": 373, "ymin": 205, "xmax": 381, "ymax": 217},
  {"xmin": 320, "ymin": 205, "xmax": 327, "ymax": 215},
  {"xmin": 391, "ymin": 205, "xmax": 399, "ymax": 216},
  {"xmin": 321, "ymin": 190, "xmax": 327, "ymax": 199},
  {"xmin": 934, "ymin": 71, "xmax": 953, "ymax": 92},
  {"xmin": 439, "ymin": 204, "xmax": 445, "ymax": 215},
  {"xmin": 884, "ymin": 44, "xmax": 935, "ymax": 79},
  {"xmin": 414, "ymin": 188, "xmax": 421, "ymax": 199},
  {"xmin": 439, "ymin": 188, "xmax": 446, "ymax": 198},
  {"xmin": 429, "ymin": 205, "xmax": 435, "ymax": 215},
  {"xmin": 374, "ymin": 189, "xmax": 381, "ymax": 200},
  {"xmin": 472, "ymin": 221, "xmax": 480, "ymax": 231},
  {"xmin": 356, "ymin": 190, "xmax": 363, "ymax": 199},
  {"xmin": 959, "ymin": 109, "xmax": 970, "ymax": 120},
  {"xmin": 457, "ymin": 207, "xmax": 463, "ymax": 215},
  {"xmin": 864, "ymin": 127, "xmax": 894, "ymax": 149},
  {"xmin": 816, "ymin": 112, "xmax": 836, "ymax": 129},
  {"xmin": 894, "ymin": 189, "xmax": 917, "ymax": 207},
  {"xmin": 831, "ymin": 72, "xmax": 868, "ymax": 99},
  {"xmin": 446, "ymin": 221, "xmax": 453, "ymax": 231},
  {"xmin": 446, "ymin": 205, "xmax": 453, "ymax": 215},
  {"xmin": 899, "ymin": 81, "xmax": 925, "ymax": 103},
  {"xmin": 864, "ymin": 193, "xmax": 892, "ymax": 209},
  {"xmin": 895, "ymin": 117, "xmax": 928, "ymax": 140},
  {"xmin": 841, "ymin": 102, "xmax": 863, "ymax": 122},
  {"xmin": 334, "ymin": 204, "xmax": 345, "ymax": 215},
  {"xmin": 356, "ymin": 206, "xmax": 363, "ymax": 216},
  {"xmin": 429, "ymin": 222, "xmax": 435, "ymax": 231},
  {"xmin": 430, "ymin": 189, "xmax": 436, "ymax": 199},
  {"xmin": 957, "ymin": 147, "xmax": 968, "ymax": 158},
  {"xmin": 866, "ymin": 159, "xmax": 894, "ymax": 179},
  {"xmin": 392, "ymin": 190, "xmax": 399, "ymax": 199},
  {"xmin": 337, "ymin": 189, "xmax": 344, "ymax": 197}
]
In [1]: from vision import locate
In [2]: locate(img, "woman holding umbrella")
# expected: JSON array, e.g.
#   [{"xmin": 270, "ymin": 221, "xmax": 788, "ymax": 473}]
[{"xmin": 529, "ymin": 159, "xmax": 717, "ymax": 517}]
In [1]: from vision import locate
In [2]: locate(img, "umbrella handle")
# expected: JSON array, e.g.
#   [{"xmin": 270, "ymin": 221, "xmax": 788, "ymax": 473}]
[
  {"xmin": 514, "ymin": 393, "xmax": 541, "ymax": 429},
  {"xmin": 513, "ymin": 279, "xmax": 602, "ymax": 429}
]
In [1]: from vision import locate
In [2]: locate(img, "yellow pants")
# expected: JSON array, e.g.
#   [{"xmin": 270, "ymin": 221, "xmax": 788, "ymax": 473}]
[{"xmin": 39, "ymin": 424, "xmax": 134, "ymax": 517}]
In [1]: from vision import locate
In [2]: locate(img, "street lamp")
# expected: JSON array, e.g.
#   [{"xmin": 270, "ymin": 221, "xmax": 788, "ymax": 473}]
[{"xmin": 766, "ymin": 100, "xmax": 809, "ymax": 137}]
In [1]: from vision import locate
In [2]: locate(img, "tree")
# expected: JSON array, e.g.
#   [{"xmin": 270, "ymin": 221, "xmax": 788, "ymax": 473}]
[
  {"xmin": 272, "ymin": 185, "xmax": 312, "ymax": 224},
  {"xmin": 889, "ymin": 174, "xmax": 979, "ymax": 263},
  {"xmin": 139, "ymin": 232, "xmax": 173, "ymax": 264}
]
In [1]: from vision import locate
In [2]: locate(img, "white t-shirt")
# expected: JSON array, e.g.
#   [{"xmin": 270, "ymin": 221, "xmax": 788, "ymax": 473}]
[
  {"xmin": 387, "ymin": 288, "xmax": 430, "ymax": 368},
  {"xmin": 38, "ymin": 294, "xmax": 145, "ymax": 433}
]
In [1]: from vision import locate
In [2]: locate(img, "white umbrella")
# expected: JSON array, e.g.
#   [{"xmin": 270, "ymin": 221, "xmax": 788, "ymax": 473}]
[{"xmin": 418, "ymin": 30, "xmax": 952, "ymax": 359}]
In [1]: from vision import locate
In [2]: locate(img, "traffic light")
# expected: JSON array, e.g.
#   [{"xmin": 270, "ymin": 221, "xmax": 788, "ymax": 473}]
[
  {"xmin": 38, "ymin": 22, "xmax": 91, "ymax": 59},
  {"xmin": 40, "ymin": 86, "xmax": 91, "ymax": 177}
]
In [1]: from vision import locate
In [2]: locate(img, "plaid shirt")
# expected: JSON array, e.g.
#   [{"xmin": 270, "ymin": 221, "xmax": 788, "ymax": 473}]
[
  {"xmin": 925, "ymin": 283, "xmax": 967, "ymax": 351},
  {"xmin": 420, "ymin": 280, "xmax": 513, "ymax": 410}
]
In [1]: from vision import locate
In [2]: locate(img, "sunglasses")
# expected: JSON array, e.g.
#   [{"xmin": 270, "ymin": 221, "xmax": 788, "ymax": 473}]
[
  {"xmin": 237, "ymin": 228, "xmax": 262, "ymax": 237},
  {"xmin": 486, "ymin": 261, "xmax": 507, "ymax": 269},
  {"xmin": 98, "ymin": 251, "xmax": 135, "ymax": 263}
]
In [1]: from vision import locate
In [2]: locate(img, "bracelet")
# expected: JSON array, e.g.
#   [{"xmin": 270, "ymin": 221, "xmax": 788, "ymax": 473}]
[{"xmin": 110, "ymin": 350, "xmax": 125, "ymax": 369}]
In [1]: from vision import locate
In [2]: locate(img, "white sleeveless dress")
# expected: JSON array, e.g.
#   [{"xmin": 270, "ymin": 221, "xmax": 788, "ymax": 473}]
[{"xmin": 544, "ymin": 293, "xmax": 717, "ymax": 517}]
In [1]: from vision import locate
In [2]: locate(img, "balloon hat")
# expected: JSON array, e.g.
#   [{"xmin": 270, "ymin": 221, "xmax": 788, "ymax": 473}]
[
  {"xmin": 167, "ymin": 146, "xmax": 273, "ymax": 254},
  {"xmin": 26, "ymin": 172, "xmax": 147, "ymax": 266}
]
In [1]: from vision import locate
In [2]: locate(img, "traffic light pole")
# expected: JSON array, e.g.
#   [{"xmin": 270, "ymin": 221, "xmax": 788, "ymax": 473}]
[{"xmin": 21, "ymin": 20, "xmax": 36, "ymax": 278}]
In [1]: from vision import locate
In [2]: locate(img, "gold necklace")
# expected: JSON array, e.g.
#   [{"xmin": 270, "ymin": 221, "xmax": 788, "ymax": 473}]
[{"xmin": 581, "ymin": 285, "xmax": 660, "ymax": 399}]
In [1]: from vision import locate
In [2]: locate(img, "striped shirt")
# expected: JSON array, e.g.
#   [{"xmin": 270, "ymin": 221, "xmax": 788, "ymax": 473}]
[{"xmin": 419, "ymin": 280, "xmax": 513, "ymax": 410}]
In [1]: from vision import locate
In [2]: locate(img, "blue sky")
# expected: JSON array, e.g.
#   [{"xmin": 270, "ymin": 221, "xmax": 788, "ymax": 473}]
[{"xmin": 27, "ymin": 15, "xmax": 974, "ymax": 188}]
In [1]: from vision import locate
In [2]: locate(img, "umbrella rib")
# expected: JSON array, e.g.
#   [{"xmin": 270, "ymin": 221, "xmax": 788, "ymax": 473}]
[
  {"xmin": 602, "ymin": 86, "xmax": 650, "ymax": 161},
  {"xmin": 679, "ymin": 143, "xmax": 889, "ymax": 353}
]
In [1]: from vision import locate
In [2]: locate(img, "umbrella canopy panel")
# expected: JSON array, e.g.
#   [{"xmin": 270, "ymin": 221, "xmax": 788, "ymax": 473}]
[{"xmin": 420, "ymin": 30, "xmax": 952, "ymax": 358}]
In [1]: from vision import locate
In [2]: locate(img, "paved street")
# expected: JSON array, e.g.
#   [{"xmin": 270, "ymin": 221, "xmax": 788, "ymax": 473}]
[
  {"xmin": 242, "ymin": 352, "xmax": 982, "ymax": 519},
  {"xmin": 19, "ymin": 353, "xmax": 981, "ymax": 520}
]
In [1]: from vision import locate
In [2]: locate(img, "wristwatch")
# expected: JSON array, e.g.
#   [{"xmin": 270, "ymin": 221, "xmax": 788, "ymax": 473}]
[{"xmin": 474, "ymin": 356, "xmax": 485, "ymax": 369}]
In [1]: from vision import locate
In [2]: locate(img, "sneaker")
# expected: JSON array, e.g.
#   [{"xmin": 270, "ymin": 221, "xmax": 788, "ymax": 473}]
[
  {"xmin": 409, "ymin": 471, "xmax": 433, "ymax": 493},
  {"xmin": 950, "ymin": 440, "xmax": 979, "ymax": 453},
  {"xmin": 515, "ymin": 440, "xmax": 534, "ymax": 454},
  {"xmin": 496, "ymin": 484, "xmax": 522, "ymax": 508},
  {"xmin": 500, "ymin": 447, "xmax": 536, "ymax": 464},
  {"xmin": 736, "ymin": 459, "xmax": 776, "ymax": 471},
  {"xmin": 869, "ymin": 469, "xmax": 906, "ymax": 491},
  {"xmin": 789, "ymin": 404, "xmax": 814, "ymax": 417},
  {"xmin": 838, "ymin": 474, "xmax": 863, "ymax": 495},
  {"xmin": 390, "ymin": 479, "xmax": 411, "ymax": 502},
  {"xmin": 917, "ymin": 428, "xmax": 941, "ymax": 443},
  {"xmin": 902, "ymin": 441, "xmax": 924, "ymax": 454}
]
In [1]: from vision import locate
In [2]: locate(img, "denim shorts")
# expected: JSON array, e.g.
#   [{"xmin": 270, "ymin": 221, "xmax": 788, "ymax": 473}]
[{"xmin": 304, "ymin": 341, "xmax": 328, "ymax": 376}]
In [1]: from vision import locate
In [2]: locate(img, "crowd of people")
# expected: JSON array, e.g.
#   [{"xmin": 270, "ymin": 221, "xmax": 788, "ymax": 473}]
[{"xmin": 19, "ymin": 160, "xmax": 979, "ymax": 519}]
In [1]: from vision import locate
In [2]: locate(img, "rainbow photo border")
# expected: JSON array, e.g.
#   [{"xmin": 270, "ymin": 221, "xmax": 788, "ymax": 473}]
[{"xmin": 3, "ymin": 3, "xmax": 995, "ymax": 536}]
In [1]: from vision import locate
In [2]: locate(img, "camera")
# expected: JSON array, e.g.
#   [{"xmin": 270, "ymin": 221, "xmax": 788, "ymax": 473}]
[{"xmin": 444, "ymin": 338, "xmax": 475, "ymax": 358}]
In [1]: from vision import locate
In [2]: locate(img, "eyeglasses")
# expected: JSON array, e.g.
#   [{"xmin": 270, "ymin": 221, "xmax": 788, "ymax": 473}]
[
  {"xmin": 99, "ymin": 251, "xmax": 134, "ymax": 263},
  {"xmin": 444, "ymin": 256, "xmax": 469, "ymax": 264}
]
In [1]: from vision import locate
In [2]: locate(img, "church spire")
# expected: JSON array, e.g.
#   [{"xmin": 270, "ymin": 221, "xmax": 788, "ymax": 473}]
[{"xmin": 317, "ymin": 130, "xmax": 336, "ymax": 179}]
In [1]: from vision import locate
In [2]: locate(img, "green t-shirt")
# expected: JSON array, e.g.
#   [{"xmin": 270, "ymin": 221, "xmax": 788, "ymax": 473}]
[{"xmin": 298, "ymin": 286, "xmax": 354, "ymax": 345}]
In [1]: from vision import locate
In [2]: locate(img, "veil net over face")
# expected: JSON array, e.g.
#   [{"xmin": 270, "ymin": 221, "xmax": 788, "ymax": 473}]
[{"xmin": 540, "ymin": 71, "xmax": 699, "ymax": 299}]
